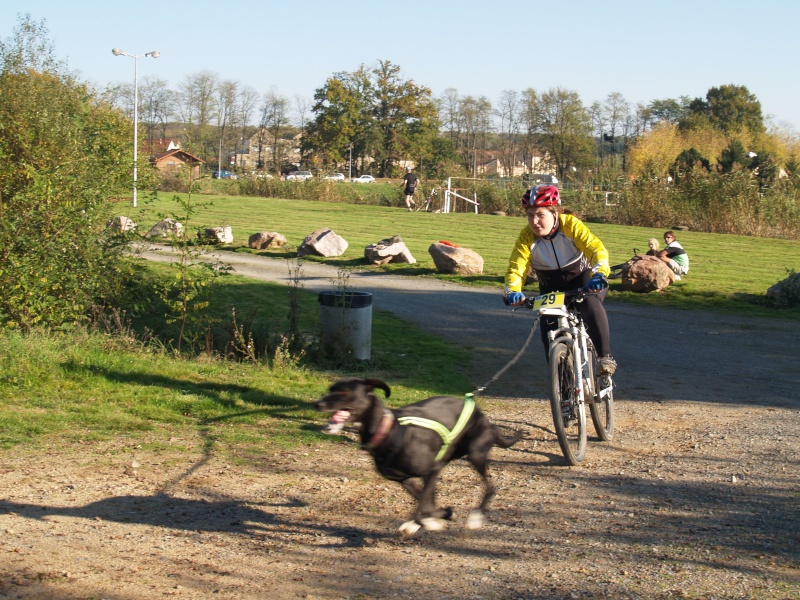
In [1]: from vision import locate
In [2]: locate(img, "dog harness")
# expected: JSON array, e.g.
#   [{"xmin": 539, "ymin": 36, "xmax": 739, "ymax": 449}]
[{"xmin": 397, "ymin": 396, "xmax": 476, "ymax": 461}]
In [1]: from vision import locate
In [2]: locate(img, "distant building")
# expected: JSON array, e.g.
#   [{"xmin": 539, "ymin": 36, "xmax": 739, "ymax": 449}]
[{"xmin": 150, "ymin": 148, "xmax": 204, "ymax": 178}]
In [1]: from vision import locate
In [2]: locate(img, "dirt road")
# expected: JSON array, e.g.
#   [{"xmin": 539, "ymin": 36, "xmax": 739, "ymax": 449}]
[{"xmin": 1, "ymin": 247, "xmax": 798, "ymax": 599}]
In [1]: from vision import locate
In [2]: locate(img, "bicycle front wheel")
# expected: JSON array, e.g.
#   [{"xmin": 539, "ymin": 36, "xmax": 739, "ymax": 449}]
[
  {"xmin": 587, "ymin": 343, "xmax": 615, "ymax": 441},
  {"xmin": 549, "ymin": 341, "xmax": 587, "ymax": 465}
]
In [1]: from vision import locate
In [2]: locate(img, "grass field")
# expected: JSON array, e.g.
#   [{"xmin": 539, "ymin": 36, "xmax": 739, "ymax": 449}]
[{"xmin": 129, "ymin": 191, "xmax": 800, "ymax": 318}]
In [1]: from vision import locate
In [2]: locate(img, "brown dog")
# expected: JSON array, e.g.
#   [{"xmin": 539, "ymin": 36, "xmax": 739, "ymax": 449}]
[{"xmin": 315, "ymin": 377, "xmax": 523, "ymax": 535}]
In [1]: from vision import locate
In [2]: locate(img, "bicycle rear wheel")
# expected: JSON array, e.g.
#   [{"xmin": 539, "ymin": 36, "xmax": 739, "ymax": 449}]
[
  {"xmin": 587, "ymin": 343, "xmax": 615, "ymax": 441},
  {"xmin": 549, "ymin": 341, "xmax": 587, "ymax": 465}
]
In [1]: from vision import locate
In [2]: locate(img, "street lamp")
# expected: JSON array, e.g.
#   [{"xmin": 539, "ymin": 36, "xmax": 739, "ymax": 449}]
[
  {"xmin": 348, "ymin": 143, "xmax": 353, "ymax": 181},
  {"xmin": 112, "ymin": 48, "xmax": 160, "ymax": 208}
]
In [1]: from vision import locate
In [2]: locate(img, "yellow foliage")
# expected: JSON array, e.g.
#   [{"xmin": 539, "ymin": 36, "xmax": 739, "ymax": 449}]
[{"xmin": 627, "ymin": 122, "xmax": 796, "ymax": 178}]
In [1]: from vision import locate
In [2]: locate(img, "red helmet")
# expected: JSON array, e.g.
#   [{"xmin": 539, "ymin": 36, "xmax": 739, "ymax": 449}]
[{"xmin": 532, "ymin": 184, "xmax": 560, "ymax": 207}]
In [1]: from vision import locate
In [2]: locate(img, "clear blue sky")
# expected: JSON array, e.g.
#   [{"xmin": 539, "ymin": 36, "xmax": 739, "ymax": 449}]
[{"xmin": 2, "ymin": 0, "xmax": 798, "ymax": 131}]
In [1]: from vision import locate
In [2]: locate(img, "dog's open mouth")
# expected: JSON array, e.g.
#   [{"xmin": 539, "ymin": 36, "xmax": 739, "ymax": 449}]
[{"xmin": 324, "ymin": 409, "xmax": 351, "ymax": 434}]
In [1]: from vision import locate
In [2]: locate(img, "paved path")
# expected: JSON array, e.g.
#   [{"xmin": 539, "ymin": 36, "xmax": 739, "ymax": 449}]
[{"xmin": 139, "ymin": 244, "xmax": 800, "ymax": 408}]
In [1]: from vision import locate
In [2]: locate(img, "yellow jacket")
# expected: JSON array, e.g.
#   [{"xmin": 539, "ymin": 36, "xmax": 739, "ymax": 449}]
[{"xmin": 504, "ymin": 213, "xmax": 610, "ymax": 293}]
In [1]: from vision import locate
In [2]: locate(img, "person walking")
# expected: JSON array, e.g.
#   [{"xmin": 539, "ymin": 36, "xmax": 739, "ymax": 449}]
[{"xmin": 401, "ymin": 166, "xmax": 418, "ymax": 211}]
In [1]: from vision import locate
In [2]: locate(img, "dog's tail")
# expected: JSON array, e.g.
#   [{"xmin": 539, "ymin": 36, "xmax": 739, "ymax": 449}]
[{"xmin": 494, "ymin": 428, "xmax": 524, "ymax": 449}]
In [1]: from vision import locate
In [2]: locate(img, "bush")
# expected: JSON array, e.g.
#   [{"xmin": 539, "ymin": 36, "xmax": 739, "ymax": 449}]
[{"xmin": 0, "ymin": 16, "xmax": 134, "ymax": 330}]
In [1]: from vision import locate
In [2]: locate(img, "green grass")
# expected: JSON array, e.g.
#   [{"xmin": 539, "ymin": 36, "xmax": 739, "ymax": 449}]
[
  {"xmin": 129, "ymin": 192, "xmax": 800, "ymax": 319},
  {"xmin": 0, "ymin": 271, "xmax": 474, "ymax": 451}
]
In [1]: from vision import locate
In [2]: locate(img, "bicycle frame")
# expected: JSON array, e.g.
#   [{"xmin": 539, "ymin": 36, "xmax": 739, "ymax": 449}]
[{"xmin": 539, "ymin": 301, "xmax": 593, "ymax": 408}]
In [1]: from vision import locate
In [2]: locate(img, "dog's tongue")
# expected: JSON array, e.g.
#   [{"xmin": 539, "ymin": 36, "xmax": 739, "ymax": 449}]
[{"xmin": 324, "ymin": 410, "xmax": 350, "ymax": 434}]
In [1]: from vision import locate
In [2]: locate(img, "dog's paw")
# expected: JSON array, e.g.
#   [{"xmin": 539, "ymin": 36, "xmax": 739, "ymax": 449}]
[
  {"xmin": 420, "ymin": 517, "xmax": 447, "ymax": 532},
  {"xmin": 465, "ymin": 509, "xmax": 485, "ymax": 530},
  {"xmin": 398, "ymin": 520, "xmax": 421, "ymax": 536}
]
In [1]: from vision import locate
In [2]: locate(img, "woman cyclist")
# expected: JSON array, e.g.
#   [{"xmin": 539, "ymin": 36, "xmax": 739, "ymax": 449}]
[{"xmin": 503, "ymin": 185, "xmax": 617, "ymax": 375}]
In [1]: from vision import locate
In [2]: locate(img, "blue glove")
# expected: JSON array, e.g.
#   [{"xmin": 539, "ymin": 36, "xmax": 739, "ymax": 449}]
[
  {"xmin": 504, "ymin": 291, "xmax": 525, "ymax": 306},
  {"xmin": 586, "ymin": 273, "xmax": 608, "ymax": 293}
]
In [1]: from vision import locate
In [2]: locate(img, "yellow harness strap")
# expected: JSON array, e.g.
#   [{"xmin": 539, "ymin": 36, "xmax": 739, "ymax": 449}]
[{"xmin": 397, "ymin": 395, "xmax": 476, "ymax": 461}]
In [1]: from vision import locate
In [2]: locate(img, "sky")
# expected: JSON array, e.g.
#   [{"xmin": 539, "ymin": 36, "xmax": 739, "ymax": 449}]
[{"xmin": 2, "ymin": 0, "xmax": 799, "ymax": 131}]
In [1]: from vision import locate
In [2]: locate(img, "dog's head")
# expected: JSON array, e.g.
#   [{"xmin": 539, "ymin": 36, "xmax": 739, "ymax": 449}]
[{"xmin": 315, "ymin": 378, "xmax": 391, "ymax": 434}]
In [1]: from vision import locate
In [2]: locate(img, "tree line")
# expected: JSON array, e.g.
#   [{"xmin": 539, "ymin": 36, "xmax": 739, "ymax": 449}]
[{"xmin": 104, "ymin": 49, "xmax": 798, "ymax": 186}]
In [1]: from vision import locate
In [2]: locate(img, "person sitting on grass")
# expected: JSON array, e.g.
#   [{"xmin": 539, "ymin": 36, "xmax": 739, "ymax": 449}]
[
  {"xmin": 609, "ymin": 237, "xmax": 661, "ymax": 278},
  {"xmin": 657, "ymin": 230, "xmax": 689, "ymax": 279}
]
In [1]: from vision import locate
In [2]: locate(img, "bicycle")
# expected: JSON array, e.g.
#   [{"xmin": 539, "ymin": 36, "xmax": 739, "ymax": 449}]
[{"xmin": 521, "ymin": 289, "xmax": 615, "ymax": 465}]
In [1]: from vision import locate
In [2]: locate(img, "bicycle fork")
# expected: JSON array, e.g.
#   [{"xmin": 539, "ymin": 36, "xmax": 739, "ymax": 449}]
[{"xmin": 548, "ymin": 317, "xmax": 587, "ymax": 421}]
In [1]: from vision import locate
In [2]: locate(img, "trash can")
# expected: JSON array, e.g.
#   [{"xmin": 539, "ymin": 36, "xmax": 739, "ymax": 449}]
[{"xmin": 318, "ymin": 291, "xmax": 373, "ymax": 360}]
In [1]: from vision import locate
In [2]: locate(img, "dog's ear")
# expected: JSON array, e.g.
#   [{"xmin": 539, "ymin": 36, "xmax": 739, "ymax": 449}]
[{"xmin": 362, "ymin": 378, "xmax": 391, "ymax": 398}]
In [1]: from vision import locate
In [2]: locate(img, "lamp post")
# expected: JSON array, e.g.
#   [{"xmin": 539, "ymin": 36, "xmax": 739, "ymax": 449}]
[
  {"xmin": 112, "ymin": 48, "xmax": 160, "ymax": 208},
  {"xmin": 348, "ymin": 143, "xmax": 353, "ymax": 181}
]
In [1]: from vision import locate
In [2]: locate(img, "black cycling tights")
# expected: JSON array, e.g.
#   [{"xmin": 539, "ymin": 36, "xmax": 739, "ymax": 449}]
[{"xmin": 539, "ymin": 288, "xmax": 611, "ymax": 359}]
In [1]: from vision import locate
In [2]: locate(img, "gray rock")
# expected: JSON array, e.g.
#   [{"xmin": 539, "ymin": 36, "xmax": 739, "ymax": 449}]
[
  {"xmin": 145, "ymin": 218, "xmax": 183, "ymax": 238},
  {"xmin": 767, "ymin": 271, "xmax": 800, "ymax": 306},
  {"xmin": 428, "ymin": 242, "xmax": 484, "ymax": 275},
  {"xmin": 249, "ymin": 231, "xmax": 287, "ymax": 250},
  {"xmin": 364, "ymin": 235, "xmax": 416, "ymax": 265},
  {"xmin": 106, "ymin": 216, "xmax": 137, "ymax": 232},
  {"xmin": 297, "ymin": 228, "xmax": 348, "ymax": 257},
  {"xmin": 198, "ymin": 226, "xmax": 233, "ymax": 244}
]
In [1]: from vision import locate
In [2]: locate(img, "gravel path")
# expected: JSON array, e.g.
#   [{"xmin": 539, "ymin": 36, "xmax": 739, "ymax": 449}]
[{"xmin": 0, "ymin": 246, "xmax": 798, "ymax": 599}]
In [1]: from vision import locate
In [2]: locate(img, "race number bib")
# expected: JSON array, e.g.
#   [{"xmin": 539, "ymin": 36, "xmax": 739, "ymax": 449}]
[{"xmin": 531, "ymin": 292, "xmax": 565, "ymax": 310}]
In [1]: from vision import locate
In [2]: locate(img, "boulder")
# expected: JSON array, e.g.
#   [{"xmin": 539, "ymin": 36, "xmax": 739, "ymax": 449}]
[
  {"xmin": 297, "ymin": 227, "xmax": 348, "ymax": 257},
  {"xmin": 145, "ymin": 218, "xmax": 183, "ymax": 238},
  {"xmin": 428, "ymin": 242, "xmax": 484, "ymax": 275},
  {"xmin": 249, "ymin": 231, "xmax": 287, "ymax": 250},
  {"xmin": 620, "ymin": 255, "xmax": 675, "ymax": 293},
  {"xmin": 198, "ymin": 226, "xmax": 233, "ymax": 244},
  {"xmin": 364, "ymin": 235, "xmax": 416, "ymax": 265},
  {"xmin": 106, "ymin": 215, "xmax": 137, "ymax": 232},
  {"xmin": 766, "ymin": 271, "xmax": 800, "ymax": 306}
]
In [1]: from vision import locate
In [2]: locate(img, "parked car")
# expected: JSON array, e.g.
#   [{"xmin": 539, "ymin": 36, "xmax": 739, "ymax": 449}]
[
  {"xmin": 212, "ymin": 169, "xmax": 238, "ymax": 179},
  {"xmin": 286, "ymin": 170, "xmax": 313, "ymax": 181},
  {"xmin": 352, "ymin": 174, "xmax": 375, "ymax": 183},
  {"xmin": 323, "ymin": 172, "xmax": 345, "ymax": 181}
]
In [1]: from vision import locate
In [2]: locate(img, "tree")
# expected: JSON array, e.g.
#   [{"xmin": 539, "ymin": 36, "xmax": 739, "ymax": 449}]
[
  {"xmin": 496, "ymin": 90, "xmax": 522, "ymax": 176},
  {"xmin": 234, "ymin": 85, "xmax": 259, "ymax": 168},
  {"xmin": 648, "ymin": 97, "xmax": 690, "ymax": 125},
  {"xmin": 0, "ymin": 14, "xmax": 133, "ymax": 329},
  {"xmin": 671, "ymin": 148, "xmax": 711, "ymax": 181},
  {"xmin": 176, "ymin": 70, "xmax": 218, "ymax": 160},
  {"xmin": 302, "ymin": 74, "xmax": 365, "ymax": 169},
  {"xmin": 683, "ymin": 84, "xmax": 765, "ymax": 135},
  {"xmin": 260, "ymin": 89, "xmax": 291, "ymax": 172},
  {"xmin": 215, "ymin": 79, "xmax": 239, "ymax": 173},
  {"xmin": 601, "ymin": 92, "xmax": 630, "ymax": 169},
  {"xmin": 535, "ymin": 88, "xmax": 594, "ymax": 180},
  {"xmin": 304, "ymin": 61, "xmax": 438, "ymax": 176},
  {"xmin": 370, "ymin": 60, "xmax": 438, "ymax": 177},
  {"xmin": 718, "ymin": 139, "xmax": 751, "ymax": 173},
  {"xmin": 139, "ymin": 76, "xmax": 174, "ymax": 142}
]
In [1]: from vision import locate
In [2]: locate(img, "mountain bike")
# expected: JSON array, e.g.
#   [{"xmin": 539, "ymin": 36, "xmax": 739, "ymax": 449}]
[{"xmin": 522, "ymin": 289, "xmax": 615, "ymax": 465}]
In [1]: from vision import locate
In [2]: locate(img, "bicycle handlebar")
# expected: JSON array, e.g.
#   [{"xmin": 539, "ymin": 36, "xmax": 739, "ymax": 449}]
[{"xmin": 519, "ymin": 288, "xmax": 593, "ymax": 311}]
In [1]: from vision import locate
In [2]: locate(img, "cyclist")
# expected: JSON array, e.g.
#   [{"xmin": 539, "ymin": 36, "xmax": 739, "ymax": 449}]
[{"xmin": 503, "ymin": 185, "xmax": 617, "ymax": 375}]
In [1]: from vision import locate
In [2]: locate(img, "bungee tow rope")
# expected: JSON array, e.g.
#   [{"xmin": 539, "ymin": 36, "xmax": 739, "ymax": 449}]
[{"xmin": 470, "ymin": 318, "xmax": 539, "ymax": 398}]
